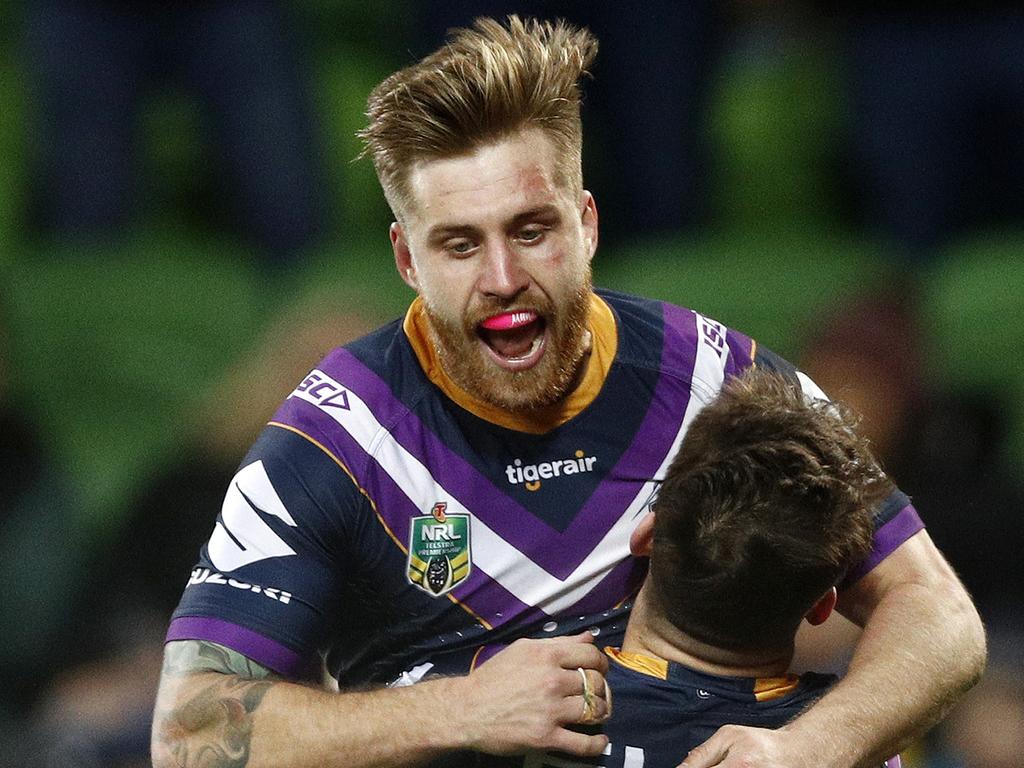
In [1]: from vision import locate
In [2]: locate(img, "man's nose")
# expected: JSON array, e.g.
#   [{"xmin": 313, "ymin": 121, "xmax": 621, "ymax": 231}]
[{"xmin": 478, "ymin": 241, "xmax": 529, "ymax": 299}]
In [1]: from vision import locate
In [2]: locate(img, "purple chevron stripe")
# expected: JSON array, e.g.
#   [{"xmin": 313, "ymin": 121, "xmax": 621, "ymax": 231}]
[
  {"xmin": 276, "ymin": 348, "xmax": 662, "ymax": 580},
  {"xmin": 271, "ymin": 325, "xmax": 693, "ymax": 585},
  {"xmin": 269, "ymin": 404, "xmax": 642, "ymax": 631},
  {"xmin": 554, "ymin": 305, "xmax": 701, "ymax": 552},
  {"xmin": 449, "ymin": 566, "xmax": 535, "ymax": 627},
  {"xmin": 467, "ymin": 553, "xmax": 646, "ymax": 637},
  {"xmin": 725, "ymin": 328, "xmax": 756, "ymax": 374},
  {"xmin": 559, "ymin": 556, "xmax": 647, "ymax": 617},
  {"xmin": 166, "ymin": 616, "xmax": 316, "ymax": 680},
  {"xmin": 271, "ymin": 402, "xmax": 541, "ymax": 627},
  {"xmin": 842, "ymin": 504, "xmax": 924, "ymax": 586}
]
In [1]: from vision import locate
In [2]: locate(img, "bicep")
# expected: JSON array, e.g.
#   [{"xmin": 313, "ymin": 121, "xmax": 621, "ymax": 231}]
[{"xmin": 836, "ymin": 528, "xmax": 967, "ymax": 628}]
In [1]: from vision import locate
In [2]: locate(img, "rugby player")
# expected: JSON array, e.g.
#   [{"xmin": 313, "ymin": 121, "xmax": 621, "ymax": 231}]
[
  {"xmin": 525, "ymin": 369, "xmax": 902, "ymax": 768},
  {"xmin": 152, "ymin": 16, "xmax": 984, "ymax": 768}
]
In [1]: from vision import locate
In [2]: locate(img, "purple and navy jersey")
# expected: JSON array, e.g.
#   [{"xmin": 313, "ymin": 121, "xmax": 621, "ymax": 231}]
[{"xmin": 167, "ymin": 289, "xmax": 923, "ymax": 687}]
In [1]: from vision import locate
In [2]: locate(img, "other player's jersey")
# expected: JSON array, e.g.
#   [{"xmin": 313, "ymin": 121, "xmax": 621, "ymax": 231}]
[
  {"xmin": 520, "ymin": 649, "xmax": 900, "ymax": 768},
  {"xmin": 167, "ymin": 289, "xmax": 922, "ymax": 687}
]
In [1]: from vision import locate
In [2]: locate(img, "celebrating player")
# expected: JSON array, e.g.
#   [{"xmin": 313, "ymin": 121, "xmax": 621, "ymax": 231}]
[{"xmin": 152, "ymin": 16, "xmax": 984, "ymax": 768}]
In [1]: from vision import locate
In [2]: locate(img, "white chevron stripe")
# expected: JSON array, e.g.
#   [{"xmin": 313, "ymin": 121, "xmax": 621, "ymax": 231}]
[{"xmin": 290, "ymin": 325, "xmax": 733, "ymax": 615}]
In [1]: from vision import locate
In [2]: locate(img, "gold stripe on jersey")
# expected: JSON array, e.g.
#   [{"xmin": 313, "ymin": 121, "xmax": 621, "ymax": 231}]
[
  {"xmin": 753, "ymin": 674, "xmax": 800, "ymax": 702},
  {"xmin": 605, "ymin": 647, "xmax": 669, "ymax": 680},
  {"xmin": 402, "ymin": 293, "xmax": 618, "ymax": 434},
  {"xmin": 266, "ymin": 421, "xmax": 494, "ymax": 630}
]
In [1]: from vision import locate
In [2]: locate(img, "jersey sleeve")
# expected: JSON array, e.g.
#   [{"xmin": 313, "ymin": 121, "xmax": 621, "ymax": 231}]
[
  {"xmin": 752, "ymin": 344, "xmax": 925, "ymax": 588},
  {"xmin": 167, "ymin": 423, "xmax": 367, "ymax": 680}
]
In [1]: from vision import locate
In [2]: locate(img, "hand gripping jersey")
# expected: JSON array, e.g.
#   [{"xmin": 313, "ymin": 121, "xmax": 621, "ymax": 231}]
[
  {"xmin": 168, "ymin": 290, "xmax": 923, "ymax": 687},
  {"xmin": 520, "ymin": 649, "xmax": 901, "ymax": 768}
]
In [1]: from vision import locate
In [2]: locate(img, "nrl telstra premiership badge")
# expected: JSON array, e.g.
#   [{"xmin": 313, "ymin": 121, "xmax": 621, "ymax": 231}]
[{"xmin": 407, "ymin": 502, "xmax": 471, "ymax": 596}]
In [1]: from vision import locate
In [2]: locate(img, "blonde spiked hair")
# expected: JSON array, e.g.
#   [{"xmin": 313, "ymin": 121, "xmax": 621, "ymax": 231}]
[{"xmin": 359, "ymin": 15, "xmax": 598, "ymax": 220}]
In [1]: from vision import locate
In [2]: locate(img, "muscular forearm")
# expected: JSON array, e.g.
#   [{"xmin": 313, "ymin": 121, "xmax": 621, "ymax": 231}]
[
  {"xmin": 152, "ymin": 668, "xmax": 469, "ymax": 768},
  {"xmin": 783, "ymin": 540, "xmax": 986, "ymax": 767},
  {"xmin": 152, "ymin": 634, "xmax": 610, "ymax": 768}
]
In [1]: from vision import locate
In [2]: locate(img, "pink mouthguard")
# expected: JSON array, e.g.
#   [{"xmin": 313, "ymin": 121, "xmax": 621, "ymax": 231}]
[{"xmin": 479, "ymin": 311, "xmax": 538, "ymax": 331}]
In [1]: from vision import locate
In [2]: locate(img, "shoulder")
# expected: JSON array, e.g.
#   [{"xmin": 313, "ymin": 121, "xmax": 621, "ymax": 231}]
[
  {"xmin": 265, "ymin": 317, "xmax": 434, "ymax": 470},
  {"xmin": 599, "ymin": 288, "xmax": 758, "ymax": 377}
]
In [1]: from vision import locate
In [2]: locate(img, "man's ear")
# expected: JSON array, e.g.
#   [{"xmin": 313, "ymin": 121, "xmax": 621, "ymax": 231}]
[
  {"xmin": 629, "ymin": 511, "xmax": 656, "ymax": 557},
  {"xmin": 805, "ymin": 586, "xmax": 838, "ymax": 626},
  {"xmin": 391, "ymin": 222, "xmax": 418, "ymax": 291},
  {"xmin": 580, "ymin": 190, "xmax": 599, "ymax": 263}
]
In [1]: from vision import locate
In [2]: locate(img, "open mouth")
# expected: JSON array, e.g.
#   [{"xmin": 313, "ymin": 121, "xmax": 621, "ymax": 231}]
[{"xmin": 476, "ymin": 310, "xmax": 548, "ymax": 370}]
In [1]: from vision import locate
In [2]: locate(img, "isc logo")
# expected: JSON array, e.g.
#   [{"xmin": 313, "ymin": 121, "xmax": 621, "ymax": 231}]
[
  {"xmin": 289, "ymin": 369, "xmax": 351, "ymax": 410},
  {"xmin": 699, "ymin": 318, "xmax": 727, "ymax": 358}
]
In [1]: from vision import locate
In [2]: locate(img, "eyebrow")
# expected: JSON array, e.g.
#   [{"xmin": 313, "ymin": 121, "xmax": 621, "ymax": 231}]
[{"xmin": 426, "ymin": 205, "xmax": 564, "ymax": 244}]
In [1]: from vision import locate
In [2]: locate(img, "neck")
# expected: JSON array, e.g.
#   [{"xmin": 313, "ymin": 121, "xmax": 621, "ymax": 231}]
[{"xmin": 622, "ymin": 585, "xmax": 794, "ymax": 679}]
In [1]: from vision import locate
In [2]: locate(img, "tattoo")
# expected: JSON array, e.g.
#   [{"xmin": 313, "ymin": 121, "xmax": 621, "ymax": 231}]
[
  {"xmin": 161, "ymin": 640, "xmax": 277, "ymax": 680},
  {"xmin": 154, "ymin": 641, "xmax": 278, "ymax": 768}
]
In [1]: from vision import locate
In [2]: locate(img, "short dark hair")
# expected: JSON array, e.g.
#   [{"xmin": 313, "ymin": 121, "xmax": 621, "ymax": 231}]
[{"xmin": 649, "ymin": 369, "xmax": 893, "ymax": 654}]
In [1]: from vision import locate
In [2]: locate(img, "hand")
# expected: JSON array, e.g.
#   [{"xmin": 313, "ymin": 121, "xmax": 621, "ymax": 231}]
[
  {"xmin": 455, "ymin": 631, "xmax": 611, "ymax": 757},
  {"xmin": 679, "ymin": 725, "xmax": 811, "ymax": 768}
]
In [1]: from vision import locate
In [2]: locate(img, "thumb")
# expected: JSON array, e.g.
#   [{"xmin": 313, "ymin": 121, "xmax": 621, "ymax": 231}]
[{"xmin": 678, "ymin": 733, "xmax": 729, "ymax": 768}]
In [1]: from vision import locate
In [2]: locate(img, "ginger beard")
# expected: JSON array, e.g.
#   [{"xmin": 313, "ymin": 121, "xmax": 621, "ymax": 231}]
[{"xmin": 422, "ymin": 269, "xmax": 593, "ymax": 412}]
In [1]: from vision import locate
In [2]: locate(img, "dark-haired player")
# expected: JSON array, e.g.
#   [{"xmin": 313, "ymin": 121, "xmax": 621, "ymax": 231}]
[{"xmin": 527, "ymin": 370, "xmax": 901, "ymax": 767}]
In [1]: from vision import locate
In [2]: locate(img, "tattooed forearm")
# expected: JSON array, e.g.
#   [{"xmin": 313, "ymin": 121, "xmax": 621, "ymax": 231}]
[
  {"xmin": 155, "ymin": 675, "xmax": 272, "ymax": 768},
  {"xmin": 153, "ymin": 641, "xmax": 279, "ymax": 768}
]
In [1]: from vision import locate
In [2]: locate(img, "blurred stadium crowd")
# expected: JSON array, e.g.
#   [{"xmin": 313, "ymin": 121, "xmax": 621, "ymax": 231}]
[{"xmin": 0, "ymin": 1, "xmax": 1022, "ymax": 766}]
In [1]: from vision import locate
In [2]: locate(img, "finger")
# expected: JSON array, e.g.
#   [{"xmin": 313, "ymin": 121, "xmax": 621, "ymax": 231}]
[
  {"xmin": 548, "ymin": 727, "xmax": 609, "ymax": 757},
  {"xmin": 678, "ymin": 734, "xmax": 730, "ymax": 768},
  {"xmin": 563, "ymin": 630, "xmax": 597, "ymax": 645},
  {"xmin": 552, "ymin": 642, "xmax": 609, "ymax": 674},
  {"xmin": 580, "ymin": 668, "xmax": 607, "ymax": 700},
  {"xmin": 560, "ymin": 693, "xmax": 611, "ymax": 725}
]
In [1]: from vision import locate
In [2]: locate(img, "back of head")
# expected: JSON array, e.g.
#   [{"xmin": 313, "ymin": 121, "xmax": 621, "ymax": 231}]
[
  {"xmin": 649, "ymin": 369, "xmax": 892, "ymax": 655},
  {"xmin": 359, "ymin": 15, "xmax": 598, "ymax": 220}
]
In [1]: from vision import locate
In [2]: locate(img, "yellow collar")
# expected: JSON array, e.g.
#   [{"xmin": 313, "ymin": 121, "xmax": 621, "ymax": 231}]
[
  {"xmin": 605, "ymin": 647, "xmax": 669, "ymax": 680},
  {"xmin": 605, "ymin": 647, "xmax": 800, "ymax": 700},
  {"xmin": 403, "ymin": 293, "xmax": 618, "ymax": 434}
]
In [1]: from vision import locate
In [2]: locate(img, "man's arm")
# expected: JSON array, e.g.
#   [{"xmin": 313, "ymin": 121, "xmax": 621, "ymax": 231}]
[
  {"xmin": 678, "ymin": 529, "xmax": 986, "ymax": 768},
  {"xmin": 151, "ymin": 633, "xmax": 612, "ymax": 768}
]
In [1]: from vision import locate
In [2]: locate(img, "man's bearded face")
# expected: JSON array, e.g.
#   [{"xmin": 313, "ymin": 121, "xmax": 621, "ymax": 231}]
[{"xmin": 394, "ymin": 129, "xmax": 598, "ymax": 412}]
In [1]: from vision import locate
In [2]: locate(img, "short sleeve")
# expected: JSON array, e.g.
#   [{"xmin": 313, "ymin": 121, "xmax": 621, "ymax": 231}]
[{"xmin": 167, "ymin": 424, "xmax": 366, "ymax": 679}]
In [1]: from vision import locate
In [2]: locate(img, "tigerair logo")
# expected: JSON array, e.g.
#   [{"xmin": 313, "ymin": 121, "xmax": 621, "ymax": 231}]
[{"xmin": 505, "ymin": 450, "xmax": 598, "ymax": 491}]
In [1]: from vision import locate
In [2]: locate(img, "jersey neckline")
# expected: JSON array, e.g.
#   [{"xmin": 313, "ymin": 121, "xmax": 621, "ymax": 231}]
[{"xmin": 402, "ymin": 292, "xmax": 618, "ymax": 434}]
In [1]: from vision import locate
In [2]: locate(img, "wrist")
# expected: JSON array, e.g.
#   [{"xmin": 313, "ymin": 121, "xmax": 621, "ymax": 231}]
[
  {"xmin": 419, "ymin": 675, "xmax": 481, "ymax": 752},
  {"xmin": 778, "ymin": 715, "xmax": 863, "ymax": 768}
]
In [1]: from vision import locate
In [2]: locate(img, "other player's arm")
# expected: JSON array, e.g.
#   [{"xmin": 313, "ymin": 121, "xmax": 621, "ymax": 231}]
[
  {"xmin": 678, "ymin": 528, "xmax": 986, "ymax": 768},
  {"xmin": 151, "ymin": 633, "xmax": 612, "ymax": 768}
]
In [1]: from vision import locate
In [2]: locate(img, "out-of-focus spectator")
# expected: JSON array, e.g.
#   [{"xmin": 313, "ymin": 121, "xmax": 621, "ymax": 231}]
[
  {"xmin": 417, "ymin": 0, "xmax": 723, "ymax": 244},
  {"xmin": 0, "ymin": 297, "xmax": 87, "ymax": 732},
  {"xmin": 938, "ymin": 661, "xmax": 1024, "ymax": 768},
  {"xmin": 837, "ymin": 3, "xmax": 1024, "ymax": 260},
  {"xmin": 22, "ymin": 0, "xmax": 331, "ymax": 265},
  {"xmin": 800, "ymin": 291, "xmax": 1024, "ymax": 625},
  {"xmin": 6, "ymin": 291, "xmax": 375, "ymax": 767}
]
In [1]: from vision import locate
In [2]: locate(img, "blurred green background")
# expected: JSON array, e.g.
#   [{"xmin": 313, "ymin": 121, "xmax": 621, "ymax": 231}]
[
  {"xmin": 1, "ymin": 2, "xmax": 1023, "ymax": 765},
  {"xmin": 3, "ymin": 0, "xmax": 1021, "ymax": 550}
]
